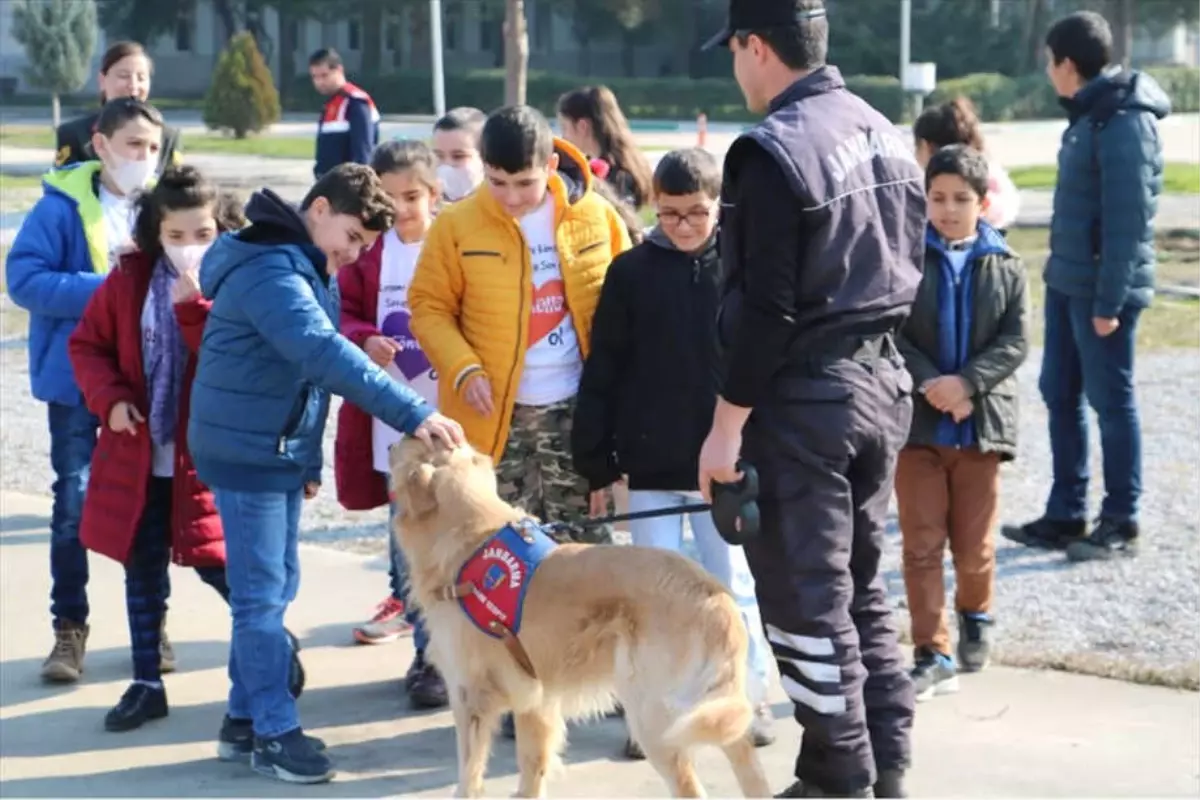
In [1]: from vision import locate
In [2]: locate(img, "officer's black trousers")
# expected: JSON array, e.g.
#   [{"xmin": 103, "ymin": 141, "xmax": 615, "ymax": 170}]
[{"xmin": 742, "ymin": 350, "xmax": 915, "ymax": 795}]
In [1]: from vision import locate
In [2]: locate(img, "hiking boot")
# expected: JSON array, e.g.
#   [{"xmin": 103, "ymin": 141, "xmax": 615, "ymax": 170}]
[
  {"xmin": 41, "ymin": 621, "xmax": 89, "ymax": 683},
  {"xmin": 957, "ymin": 612, "xmax": 994, "ymax": 673},
  {"xmin": 1067, "ymin": 519, "xmax": 1140, "ymax": 563},
  {"xmin": 407, "ymin": 652, "xmax": 449, "ymax": 709},
  {"xmin": 874, "ymin": 768, "xmax": 907, "ymax": 798},
  {"xmin": 353, "ymin": 596, "xmax": 410, "ymax": 645},
  {"xmin": 911, "ymin": 647, "xmax": 958, "ymax": 702},
  {"xmin": 777, "ymin": 780, "xmax": 872, "ymax": 797},
  {"xmin": 751, "ymin": 703, "xmax": 776, "ymax": 747},
  {"xmin": 217, "ymin": 715, "xmax": 327, "ymax": 762},
  {"xmin": 285, "ymin": 628, "xmax": 306, "ymax": 699},
  {"xmin": 104, "ymin": 683, "xmax": 168, "ymax": 732},
  {"xmin": 1000, "ymin": 517, "xmax": 1086, "ymax": 551},
  {"xmin": 251, "ymin": 727, "xmax": 335, "ymax": 784},
  {"xmin": 160, "ymin": 622, "xmax": 176, "ymax": 674}
]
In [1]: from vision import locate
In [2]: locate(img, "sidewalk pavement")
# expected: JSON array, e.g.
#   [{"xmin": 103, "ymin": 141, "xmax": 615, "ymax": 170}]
[{"xmin": 1, "ymin": 489, "xmax": 1198, "ymax": 798}]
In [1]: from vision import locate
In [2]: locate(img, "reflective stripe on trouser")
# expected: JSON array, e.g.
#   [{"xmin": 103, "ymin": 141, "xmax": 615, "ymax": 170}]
[{"xmin": 741, "ymin": 354, "xmax": 915, "ymax": 796}]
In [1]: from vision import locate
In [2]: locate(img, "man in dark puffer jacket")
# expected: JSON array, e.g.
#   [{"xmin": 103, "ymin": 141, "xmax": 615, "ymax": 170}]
[{"xmin": 1003, "ymin": 11, "xmax": 1170, "ymax": 563}]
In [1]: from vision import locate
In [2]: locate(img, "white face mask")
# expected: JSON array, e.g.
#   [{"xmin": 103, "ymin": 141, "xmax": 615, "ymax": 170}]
[
  {"xmin": 105, "ymin": 150, "xmax": 156, "ymax": 195},
  {"xmin": 437, "ymin": 162, "xmax": 482, "ymax": 203},
  {"xmin": 163, "ymin": 242, "xmax": 211, "ymax": 274}
]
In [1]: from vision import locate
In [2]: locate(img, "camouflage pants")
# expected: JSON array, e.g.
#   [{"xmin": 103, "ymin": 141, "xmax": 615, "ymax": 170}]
[{"xmin": 495, "ymin": 399, "xmax": 612, "ymax": 545}]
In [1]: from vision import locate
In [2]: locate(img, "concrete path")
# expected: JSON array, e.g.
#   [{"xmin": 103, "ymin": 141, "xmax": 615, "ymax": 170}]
[{"xmin": 1, "ymin": 490, "xmax": 1198, "ymax": 797}]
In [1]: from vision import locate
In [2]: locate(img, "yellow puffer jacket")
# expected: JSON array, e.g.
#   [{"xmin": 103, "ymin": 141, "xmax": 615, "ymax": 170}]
[{"xmin": 409, "ymin": 138, "xmax": 632, "ymax": 461}]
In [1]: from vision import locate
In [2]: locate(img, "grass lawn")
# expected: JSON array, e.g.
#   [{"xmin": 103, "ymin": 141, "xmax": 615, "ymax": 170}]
[
  {"xmin": 0, "ymin": 125, "xmax": 314, "ymax": 160},
  {"xmin": 0, "ymin": 174, "xmax": 46, "ymax": 192},
  {"xmin": 1009, "ymin": 162, "xmax": 1200, "ymax": 194}
]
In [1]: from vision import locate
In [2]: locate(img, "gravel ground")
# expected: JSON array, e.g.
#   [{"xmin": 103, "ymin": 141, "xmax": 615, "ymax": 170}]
[{"xmin": 1, "ymin": 342, "xmax": 1197, "ymax": 681}]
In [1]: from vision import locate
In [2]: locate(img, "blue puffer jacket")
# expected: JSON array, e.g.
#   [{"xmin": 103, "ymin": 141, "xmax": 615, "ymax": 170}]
[
  {"xmin": 1045, "ymin": 68, "xmax": 1170, "ymax": 319},
  {"xmin": 5, "ymin": 162, "xmax": 112, "ymax": 406},
  {"xmin": 188, "ymin": 189, "xmax": 433, "ymax": 492}
]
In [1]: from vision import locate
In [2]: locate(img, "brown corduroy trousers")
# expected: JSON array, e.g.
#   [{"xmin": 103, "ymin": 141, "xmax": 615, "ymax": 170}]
[{"xmin": 894, "ymin": 444, "xmax": 1000, "ymax": 655}]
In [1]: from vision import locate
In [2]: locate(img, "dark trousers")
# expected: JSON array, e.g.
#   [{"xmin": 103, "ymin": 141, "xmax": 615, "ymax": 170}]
[
  {"xmin": 742, "ymin": 348, "xmax": 915, "ymax": 795},
  {"xmin": 127, "ymin": 477, "xmax": 229, "ymax": 682},
  {"xmin": 1039, "ymin": 287, "xmax": 1143, "ymax": 522},
  {"xmin": 48, "ymin": 402, "xmax": 98, "ymax": 626}
]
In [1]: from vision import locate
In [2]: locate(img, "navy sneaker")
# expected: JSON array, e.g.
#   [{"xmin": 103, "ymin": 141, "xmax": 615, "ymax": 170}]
[
  {"xmin": 911, "ymin": 647, "xmax": 958, "ymax": 702},
  {"xmin": 217, "ymin": 715, "xmax": 327, "ymax": 763},
  {"xmin": 957, "ymin": 612, "xmax": 994, "ymax": 673},
  {"xmin": 251, "ymin": 727, "xmax": 335, "ymax": 784}
]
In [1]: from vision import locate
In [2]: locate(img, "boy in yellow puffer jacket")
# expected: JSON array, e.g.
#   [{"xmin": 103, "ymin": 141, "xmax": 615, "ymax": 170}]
[{"xmin": 409, "ymin": 105, "xmax": 631, "ymax": 544}]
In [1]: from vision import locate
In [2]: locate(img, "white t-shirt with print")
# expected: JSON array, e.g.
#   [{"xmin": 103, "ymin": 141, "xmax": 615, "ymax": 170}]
[
  {"xmin": 372, "ymin": 230, "xmax": 439, "ymax": 474},
  {"xmin": 140, "ymin": 276, "xmax": 178, "ymax": 478},
  {"xmin": 99, "ymin": 184, "xmax": 136, "ymax": 270},
  {"xmin": 514, "ymin": 197, "xmax": 582, "ymax": 406}
]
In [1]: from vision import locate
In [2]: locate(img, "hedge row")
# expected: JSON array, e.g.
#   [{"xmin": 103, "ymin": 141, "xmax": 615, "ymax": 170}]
[{"xmin": 288, "ymin": 65, "xmax": 1198, "ymax": 124}]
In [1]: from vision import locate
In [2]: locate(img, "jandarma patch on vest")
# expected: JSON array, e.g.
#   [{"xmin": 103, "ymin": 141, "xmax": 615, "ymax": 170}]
[{"xmin": 456, "ymin": 520, "xmax": 556, "ymax": 637}]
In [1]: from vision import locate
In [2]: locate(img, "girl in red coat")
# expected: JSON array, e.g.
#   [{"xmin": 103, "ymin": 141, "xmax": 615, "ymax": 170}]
[
  {"xmin": 68, "ymin": 168, "xmax": 306, "ymax": 734},
  {"xmin": 334, "ymin": 140, "xmax": 447, "ymax": 708}
]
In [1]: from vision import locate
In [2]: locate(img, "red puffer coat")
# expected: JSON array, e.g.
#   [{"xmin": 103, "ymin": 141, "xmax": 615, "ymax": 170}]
[
  {"xmin": 67, "ymin": 249, "xmax": 224, "ymax": 567},
  {"xmin": 333, "ymin": 236, "xmax": 390, "ymax": 511}
]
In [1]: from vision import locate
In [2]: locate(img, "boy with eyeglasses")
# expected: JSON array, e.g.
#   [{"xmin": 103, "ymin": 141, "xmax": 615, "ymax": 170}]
[{"xmin": 572, "ymin": 147, "xmax": 776, "ymax": 758}]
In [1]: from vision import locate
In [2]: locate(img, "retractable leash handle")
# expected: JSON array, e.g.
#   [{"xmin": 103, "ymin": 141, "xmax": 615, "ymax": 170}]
[{"xmin": 710, "ymin": 461, "xmax": 760, "ymax": 546}]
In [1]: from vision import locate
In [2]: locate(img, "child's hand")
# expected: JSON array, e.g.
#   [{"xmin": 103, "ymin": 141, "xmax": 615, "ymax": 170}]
[
  {"xmin": 108, "ymin": 401, "xmax": 144, "ymax": 435},
  {"xmin": 463, "ymin": 374, "xmax": 495, "ymax": 417},
  {"xmin": 589, "ymin": 488, "xmax": 608, "ymax": 518},
  {"xmin": 950, "ymin": 399, "xmax": 975, "ymax": 423},
  {"xmin": 171, "ymin": 268, "xmax": 201, "ymax": 304},
  {"xmin": 364, "ymin": 335, "xmax": 400, "ymax": 368},
  {"xmin": 304, "ymin": 481, "xmax": 320, "ymax": 500},
  {"xmin": 922, "ymin": 376, "xmax": 972, "ymax": 412}
]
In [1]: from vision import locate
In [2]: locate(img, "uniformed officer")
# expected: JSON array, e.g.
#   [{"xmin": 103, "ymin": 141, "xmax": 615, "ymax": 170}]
[
  {"xmin": 696, "ymin": 1, "xmax": 927, "ymax": 797},
  {"xmin": 55, "ymin": 41, "xmax": 182, "ymax": 173}
]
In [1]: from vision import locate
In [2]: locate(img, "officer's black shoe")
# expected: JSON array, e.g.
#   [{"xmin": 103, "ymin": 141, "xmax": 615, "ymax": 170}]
[
  {"xmin": 873, "ymin": 768, "xmax": 908, "ymax": 798},
  {"xmin": 911, "ymin": 647, "xmax": 959, "ymax": 702},
  {"xmin": 104, "ymin": 682, "xmax": 168, "ymax": 732},
  {"xmin": 408, "ymin": 653, "xmax": 450, "ymax": 709},
  {"xmin": 957, "ymin": 612, "xmax": 994, "ymax": 673},
  {"xmin": 1066, "ymin": 518, "xmax": 1139, "ymax": 562},
  {"xmin": 1001, "ymin": 517, "xmax": 1087, "ymax": 550},
  {"xmin": 776, "ymin": 780, "xmax": 872, "ymax": 798}
]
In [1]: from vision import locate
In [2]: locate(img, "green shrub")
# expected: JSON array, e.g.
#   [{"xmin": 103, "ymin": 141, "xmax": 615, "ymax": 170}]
[{"xmin": 204, "ymin": 32, "xmax": 281, "ymax": 138}]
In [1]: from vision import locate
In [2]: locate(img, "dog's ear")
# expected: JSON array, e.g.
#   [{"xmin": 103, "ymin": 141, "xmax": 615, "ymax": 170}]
[{"xmin": 404, "ymin": 462, "xmax": 440, "ymax": 517}]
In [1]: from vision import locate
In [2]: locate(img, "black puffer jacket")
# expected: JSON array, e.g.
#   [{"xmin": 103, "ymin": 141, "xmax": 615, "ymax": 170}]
[{"xmin": 572, "ymin": 228, "xmax": 721, "ymax": 491}]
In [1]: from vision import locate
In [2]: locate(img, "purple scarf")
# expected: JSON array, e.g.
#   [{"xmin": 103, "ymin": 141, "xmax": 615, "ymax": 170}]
[{"xmin": 143, "ymin": 256, "xmax": 187, "ymax": 447}]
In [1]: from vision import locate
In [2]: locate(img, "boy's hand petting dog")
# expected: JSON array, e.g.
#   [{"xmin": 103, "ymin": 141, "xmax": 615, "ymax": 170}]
[
  {"xmin": 462, "ymin": 374, "xmax": 495, "ymax": 417},
  {"xmin": 108, "ymin": 401, "xmax": 144, "ymax": 435},
  {"xmin": 364, "ymin": 335, "xmax": 401, "ymax": 368},
  {"xmin": 922, "ymin": 375, "xmax": 973, "ymax": 412},
  {"xmin": 413, "ymin": 412, "xmax": 466, "ymax": 449}
]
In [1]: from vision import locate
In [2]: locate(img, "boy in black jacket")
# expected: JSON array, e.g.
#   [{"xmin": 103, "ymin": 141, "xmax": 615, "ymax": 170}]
[
  {"xmin": 895, "ymin": 144, "xmax": 1029, "ymax": 702},
  {"xmin": 573, "ymin": 148, "xmax": 774, "ymax": 758}
]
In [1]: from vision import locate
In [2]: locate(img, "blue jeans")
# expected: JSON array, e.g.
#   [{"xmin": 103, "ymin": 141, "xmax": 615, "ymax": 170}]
[
  {"xmin": 388, "ymin": 501, "xmax": 429, "ymax": 652},
  {"xmin": 48, "ymin": 402, "xmax": 98, "ymax": 625},
  {"xmin": 214, "ymin": 488, "xmax": 302, "ymax": 739},
  {"xmin": 1039, "ymin": 287, "xmax": 1143, "ymax": 522},
  {"xmin": 627, "ymin": 489, "xmax": 773, "ymax": 706}
]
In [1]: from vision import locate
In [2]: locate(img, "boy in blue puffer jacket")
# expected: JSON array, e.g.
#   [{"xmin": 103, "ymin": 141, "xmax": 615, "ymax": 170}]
[{"xmin": 189, "ymin": 164, "xmax": 463, "ymax": 785}]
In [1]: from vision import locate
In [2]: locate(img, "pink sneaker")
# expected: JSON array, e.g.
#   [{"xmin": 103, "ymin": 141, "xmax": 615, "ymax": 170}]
[{"xmin": 352, "ymin": 597, "xmax": 411, "ymax": 645}]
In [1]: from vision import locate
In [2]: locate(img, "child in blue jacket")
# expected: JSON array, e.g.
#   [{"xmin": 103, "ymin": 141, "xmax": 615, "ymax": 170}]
[
  {"xmin": 188, "ymin": 163, "xmax": 463, "ymax": 785},
  {"xmin": 6, "ymin": 97, "xmax": 165, "ymax": 684}
]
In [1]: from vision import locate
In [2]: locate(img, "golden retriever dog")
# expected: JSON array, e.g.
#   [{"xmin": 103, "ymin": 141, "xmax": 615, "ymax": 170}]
[{"xmin": 389, "ymin": 437, "xmax": 772, "ymax": 799}]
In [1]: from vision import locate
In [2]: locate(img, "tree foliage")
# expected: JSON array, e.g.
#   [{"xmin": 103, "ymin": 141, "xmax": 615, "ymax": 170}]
[
  {"xmin": 203, "ymin": 31, "xmax": 281, "ymax": 138},
  {"xmin": 12, "ymin": 0, "xmax": 98, "ymax": 95}
]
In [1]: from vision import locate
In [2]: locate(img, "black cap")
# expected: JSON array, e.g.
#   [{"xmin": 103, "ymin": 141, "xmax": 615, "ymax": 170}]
[{"xmin": 702, "ymin": 0, "xmax": 827, "ymax": 51}]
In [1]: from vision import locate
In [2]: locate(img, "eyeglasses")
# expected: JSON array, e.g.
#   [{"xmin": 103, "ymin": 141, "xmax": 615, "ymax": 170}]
[{"xmin": 656, "ymin": 208, "xmax": 714, "ymax": 228}]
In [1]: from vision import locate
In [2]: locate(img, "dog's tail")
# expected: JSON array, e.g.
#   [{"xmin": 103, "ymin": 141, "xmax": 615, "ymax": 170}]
[{"xmin": 661, "ymin": 694, "xmax": 753, "ymax": 749}]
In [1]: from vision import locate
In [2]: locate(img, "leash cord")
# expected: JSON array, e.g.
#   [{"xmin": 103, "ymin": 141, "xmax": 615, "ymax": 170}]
[{"xmin": 546, "ymin": 502, "xmax": 712, "ymax": 532}]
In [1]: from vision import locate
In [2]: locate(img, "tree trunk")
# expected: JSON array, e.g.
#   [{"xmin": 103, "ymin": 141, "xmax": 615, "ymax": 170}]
[
  {"xmin": 620, "ymin": 28, "xmax": 636, "ymax": 77},
  {"xmin": 362, "ymin": 0, "xmax": 384, "ymax": 75},
  {"xmin": 212, "ymin": 0, "xmax": 239, "ymax": 40},
  {"xmin": 1020, "ymin": 0, "xmax": 1045, "ymax": 74},
  {"xmin": 277, "ymin": 7, "xmax": 296, "ymax": 105},
  {"xmin": 1108, "ymin": 0, "xmax": 1134, "ymax": 68},
  {"xmin": 504, "ymin": 0, "xmax": 527, "ymax": 105},
  {"xmin": 51, "ymin": 92, "xmax": 61, "ymax": 131}
]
